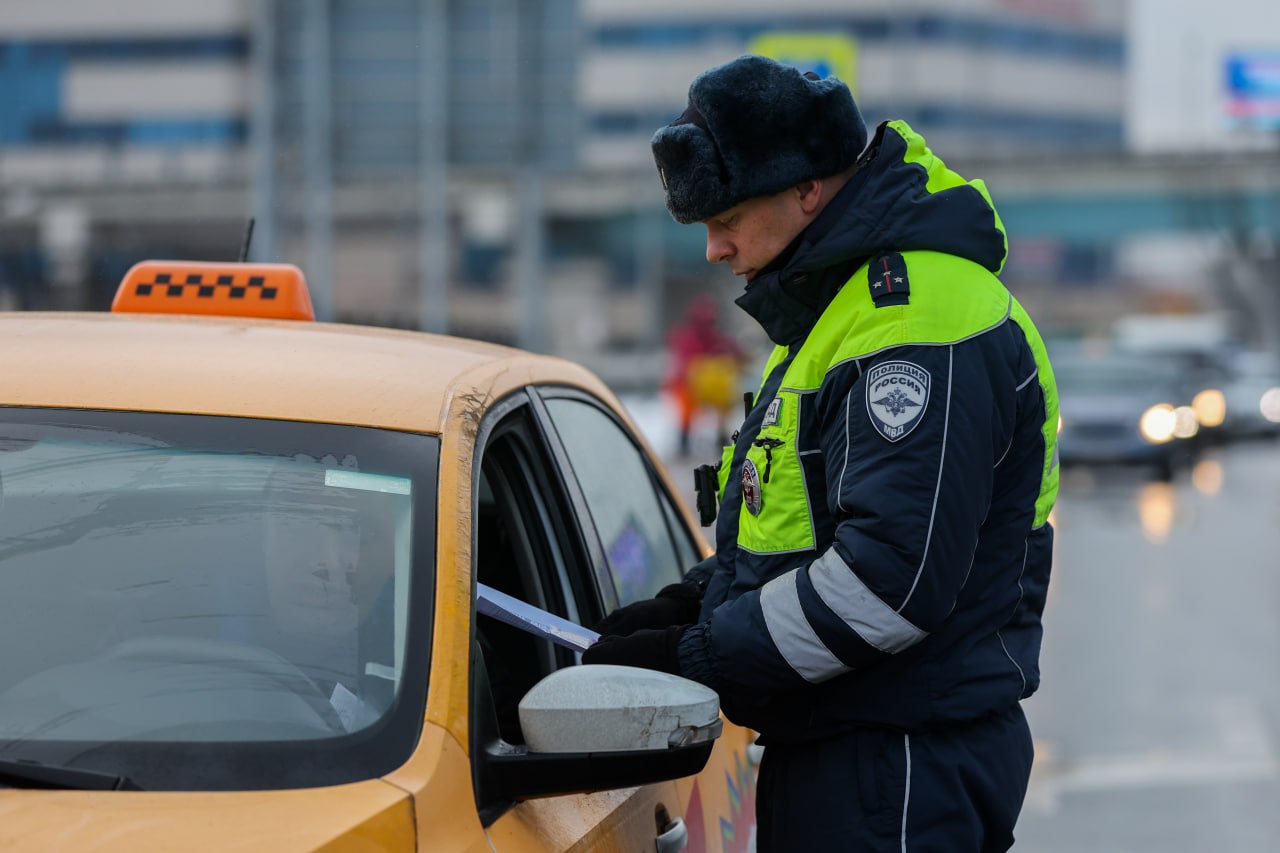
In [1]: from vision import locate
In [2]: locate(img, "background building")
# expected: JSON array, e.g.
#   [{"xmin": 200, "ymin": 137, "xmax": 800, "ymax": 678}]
[
  {"xmin": 2, "ymin": 0, "xmax": 1279, "ymax": 372},
  {"xmin": 573, "ymin": 0, "xmax": 1129, "ymax": 355},
  {"xmin": 0, "ymin": 1, "xmax": 249, "ymax": 311},
  {"xmin": 580, "ymin": 0, "xmax": 1126, "ymax": 168}
]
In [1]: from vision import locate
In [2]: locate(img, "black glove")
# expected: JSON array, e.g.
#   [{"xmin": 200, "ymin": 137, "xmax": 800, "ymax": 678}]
[
  {"xmin": 582, "ymin": 625, "xmax": 687, "ymax": 675},
  {"xmin": 592, "ymin": 582, "xmax": 703, "ymax": 636}
]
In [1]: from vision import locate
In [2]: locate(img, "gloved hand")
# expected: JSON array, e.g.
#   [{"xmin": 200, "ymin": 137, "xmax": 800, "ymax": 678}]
[
  {"xmin": 592, "ymin": 581, "xmax": 702, "ymax": 636},
  {"xmin": 582, "ymin": 625, "xmax": 687, "ymax": 675}
]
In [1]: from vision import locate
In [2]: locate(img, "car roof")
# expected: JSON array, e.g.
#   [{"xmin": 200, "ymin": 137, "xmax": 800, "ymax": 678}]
[{"xmin": 0, "ymin": 312, "xmax": 604, "ymax": 434}]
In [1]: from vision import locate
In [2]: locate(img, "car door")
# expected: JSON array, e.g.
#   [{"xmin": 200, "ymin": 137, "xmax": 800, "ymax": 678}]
[
  {"xmin": 531, "ymin": 386, "xmax": 758, "ymax": 853},
  {"xmin": 468, "ymin": 391, "xmax": 687, "ymax": 852}
]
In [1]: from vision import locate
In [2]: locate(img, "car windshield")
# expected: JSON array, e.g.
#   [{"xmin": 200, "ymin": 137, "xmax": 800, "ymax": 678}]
[
  {"xmin": 1053, "ymin": 357, "xmax": 1181, "ymax": 394},
  {"xmin": 0, "ymin": 408, "xmax": 436, "ymax": 791}
]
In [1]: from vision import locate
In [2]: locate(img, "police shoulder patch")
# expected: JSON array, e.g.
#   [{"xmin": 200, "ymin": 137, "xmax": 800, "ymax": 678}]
[
  {"xmin": 865, "ymin": 360, "xmax": 930, "ymax": 442},
  {"xmin": 741, "ymin": 458, "xmax": 763, "ymax": 515}
]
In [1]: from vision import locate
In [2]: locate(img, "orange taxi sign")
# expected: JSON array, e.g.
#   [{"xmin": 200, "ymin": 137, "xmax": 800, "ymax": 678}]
[{"xmin": 112, "ymin": 260, "xmax": 316, "ymax": 321}]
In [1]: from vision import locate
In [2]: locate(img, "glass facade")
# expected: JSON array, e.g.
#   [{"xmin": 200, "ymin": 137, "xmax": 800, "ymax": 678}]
[{"xmin": 272, "ymin": 0, "xmax": 579, "ymax": 179}]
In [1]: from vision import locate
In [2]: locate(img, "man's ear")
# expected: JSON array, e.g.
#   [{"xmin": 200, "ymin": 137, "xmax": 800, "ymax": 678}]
[{"xmin": 794, "ymin": 179, "xmax": 823, "ymax": 215}]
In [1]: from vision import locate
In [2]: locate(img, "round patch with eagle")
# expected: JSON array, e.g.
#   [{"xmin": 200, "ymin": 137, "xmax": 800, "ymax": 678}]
[
  {"xmin": 741, "ymin": 458, "xmax": 763, "ymax": 516},
  {"xmin": 865, "ymin": 360, "xmax": 931, "ymax": 442}
]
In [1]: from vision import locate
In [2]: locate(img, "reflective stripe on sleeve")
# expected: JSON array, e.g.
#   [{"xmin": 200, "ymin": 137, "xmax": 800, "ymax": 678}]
[
  {"xmin": 759, "ymin": 569, "xmax": 852, "ymax": 683},
  {"xmin": 808, "ymin": 548, "xmax": 929, "ymax": 654}
]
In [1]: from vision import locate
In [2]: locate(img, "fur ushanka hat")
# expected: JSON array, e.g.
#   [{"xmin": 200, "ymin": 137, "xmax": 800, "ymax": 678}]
[{"xmin": 651, "ymin": 54, "xmax": 867, "ymax": 224}]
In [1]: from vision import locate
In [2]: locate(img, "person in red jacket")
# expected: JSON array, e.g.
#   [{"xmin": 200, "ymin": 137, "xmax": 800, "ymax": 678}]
[{"xmin": 664, "ymin": 294, "xmax": 746, "ymax": 456}]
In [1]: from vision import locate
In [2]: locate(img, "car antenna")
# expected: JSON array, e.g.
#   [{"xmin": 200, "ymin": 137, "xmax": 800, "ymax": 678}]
[{"xmin": 237, "ymin": 217, "xmax": 256, "ymax": 262}]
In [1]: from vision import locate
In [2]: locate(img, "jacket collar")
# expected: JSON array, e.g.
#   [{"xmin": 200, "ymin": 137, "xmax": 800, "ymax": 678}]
[{"xmin": 730, "ymin": 121, "xmax": 1009, "ymax": 347}]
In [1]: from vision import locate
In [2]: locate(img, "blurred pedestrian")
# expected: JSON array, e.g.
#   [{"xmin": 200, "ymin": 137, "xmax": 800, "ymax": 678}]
[
  {"xmin": 584, "ymin": 54, "xmax": 1060, "ymax": 852},
  {"xmin": 664, "ymin": 294, "xmax": 746, "ymax": 456}
]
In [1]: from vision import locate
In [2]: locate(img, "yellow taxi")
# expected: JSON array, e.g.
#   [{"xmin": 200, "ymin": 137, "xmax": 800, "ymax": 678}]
[{"xmin": 0, "ymin": 261, "xmax": 757, "ymax": 851}]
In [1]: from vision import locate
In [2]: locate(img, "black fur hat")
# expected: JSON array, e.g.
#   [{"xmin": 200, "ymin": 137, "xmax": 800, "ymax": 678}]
[{"xmin": 651, "ymin": 54, "xmax": 867, "ymax": 224}]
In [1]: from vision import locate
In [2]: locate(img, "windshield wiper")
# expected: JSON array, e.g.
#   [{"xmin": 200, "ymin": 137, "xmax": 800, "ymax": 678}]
[{"xmin": 0, "ymin": 758, "xmax": 142, "ymax": 791}]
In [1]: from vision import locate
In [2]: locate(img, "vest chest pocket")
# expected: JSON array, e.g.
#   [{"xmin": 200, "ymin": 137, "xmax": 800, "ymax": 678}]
[
  {"xmin": 737, "ymin": 390, "xmax": 816, "ymax": 554},
  {"xmin": 716, "ymin": 442, "xmax": 735, "ymax": 498}
]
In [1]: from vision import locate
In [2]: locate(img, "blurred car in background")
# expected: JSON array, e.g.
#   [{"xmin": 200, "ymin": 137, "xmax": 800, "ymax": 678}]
[
  {"xmin": 1221, "ymin": 349, "xmax": 1280, "ymax": 439},
  {"xmin": 0, "ymin": 260, "xmax": 755, "ymax": 851},
  {"xmin": 1110, "ymin": 313, "xmax": 1232, "ymax": 442},
  {"xmin": 1054, "ymin": 348, "xmax": 1201, "ymax": 480}
]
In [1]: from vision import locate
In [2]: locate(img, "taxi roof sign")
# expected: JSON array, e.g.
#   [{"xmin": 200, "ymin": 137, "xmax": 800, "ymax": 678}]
[{"xmin": 112, "ymin": 260, "xmax": 315, "ymax": 321}]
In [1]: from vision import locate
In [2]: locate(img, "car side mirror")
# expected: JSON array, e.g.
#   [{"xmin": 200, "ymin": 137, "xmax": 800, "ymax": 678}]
[{"xmin": 481, "ymin": 664, "xmax": 722, "ymax": 802}]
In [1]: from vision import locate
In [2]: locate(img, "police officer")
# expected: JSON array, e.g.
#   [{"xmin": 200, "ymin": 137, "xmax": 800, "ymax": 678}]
[{"xmin": 581, "ymin": 54, "xmax": 1059, "ymax": 852}]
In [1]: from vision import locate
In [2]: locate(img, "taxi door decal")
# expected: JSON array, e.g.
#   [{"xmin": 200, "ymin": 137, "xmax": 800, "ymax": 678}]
[
  {"xmin": 685, "ymin": 779, "xmax": 708, "ymax": 853},
  {"xmin": 718, "ymin": 751, "xmax": 756, "ymax": 853}
]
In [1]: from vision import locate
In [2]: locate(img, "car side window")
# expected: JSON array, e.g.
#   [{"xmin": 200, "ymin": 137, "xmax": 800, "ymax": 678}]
[
  {"xmin": 540, "ymin": 396, "xmax": 693, "ymax": 606},
  {"xmin": 473, "ymin": 416, "xmax": 587, "ymax": 744}
]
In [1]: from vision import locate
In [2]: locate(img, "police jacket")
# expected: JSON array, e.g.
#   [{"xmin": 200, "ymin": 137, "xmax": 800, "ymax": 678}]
[{"xmin": 676, "ymin": 121, "xmax": 1060, "ymax": 742}]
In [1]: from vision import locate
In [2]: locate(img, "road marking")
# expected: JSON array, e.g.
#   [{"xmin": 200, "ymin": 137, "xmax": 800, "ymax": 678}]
[{"xmin": 1026, "ymin": 697, "xmax": 1278, "ymax": 814}]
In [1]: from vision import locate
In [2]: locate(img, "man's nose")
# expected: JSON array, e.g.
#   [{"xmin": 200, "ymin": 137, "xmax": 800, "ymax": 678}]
[{"xmin": 706, "ymin": 231, "xmax": 733, "ymax": 265}]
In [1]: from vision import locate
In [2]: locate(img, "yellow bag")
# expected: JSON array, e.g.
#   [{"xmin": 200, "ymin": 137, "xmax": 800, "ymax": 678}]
[{"xmin": 686, "ymin": 355, "xmax": 739, "ymax": 411}]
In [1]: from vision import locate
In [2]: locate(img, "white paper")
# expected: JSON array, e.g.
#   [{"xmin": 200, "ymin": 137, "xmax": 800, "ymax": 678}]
[
  {"xmin": 329, "ymin": 682, "xmax": 381, "ymax": 733},
  {"xmin": 476, "ymin": 582, "xmax": 600, "ymax": 653}
]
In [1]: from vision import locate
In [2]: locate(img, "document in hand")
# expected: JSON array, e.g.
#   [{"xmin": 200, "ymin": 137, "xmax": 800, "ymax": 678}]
[{"xmin": 476, "ymin": 582, "xmax": 601, "ymax": 653}]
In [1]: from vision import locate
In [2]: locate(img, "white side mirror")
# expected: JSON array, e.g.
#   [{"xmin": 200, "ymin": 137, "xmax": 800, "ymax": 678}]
[{"xmin": 518, "ymin": 664, "xmax": 721, "ymax": 754}]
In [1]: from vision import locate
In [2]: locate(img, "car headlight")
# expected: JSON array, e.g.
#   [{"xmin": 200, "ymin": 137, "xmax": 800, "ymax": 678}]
[
  {"xmin": 1173, "ymin": 405, "xmax": 1199, "ymax": 439},
  {"xmin": 1261, "ymin": 388, "xmax": 1280, "ymax": 423},
  {"xmin": 1139, "ymin": 403, "xmax": 1177, "ymax": 444},
  {"xmin": 1192, "ymin": 389, "xmax": 1226, "ymax": 428}
]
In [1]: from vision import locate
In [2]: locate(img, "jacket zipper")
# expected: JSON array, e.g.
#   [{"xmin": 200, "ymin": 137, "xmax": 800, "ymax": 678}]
[{"xmin": 752, "ymin": 437, "xmax": 784, "ymax": 483}]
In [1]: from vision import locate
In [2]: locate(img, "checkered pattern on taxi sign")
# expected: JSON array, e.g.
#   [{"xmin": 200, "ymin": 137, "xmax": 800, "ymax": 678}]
[{"xmin": 133, "ymin": 272, "xmax": 279, "ymax": 301}]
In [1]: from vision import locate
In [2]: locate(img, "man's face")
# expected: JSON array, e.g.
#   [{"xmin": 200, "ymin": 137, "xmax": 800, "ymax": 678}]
[{"xmin": 702, "ymin": 189, "xmax": 812, "ymax": 282}]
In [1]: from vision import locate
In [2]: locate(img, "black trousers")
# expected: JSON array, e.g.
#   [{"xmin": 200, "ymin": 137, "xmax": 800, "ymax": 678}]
[{"xmin": 756, "ymin": 705, "xmax": 1033, "ymax": 852}]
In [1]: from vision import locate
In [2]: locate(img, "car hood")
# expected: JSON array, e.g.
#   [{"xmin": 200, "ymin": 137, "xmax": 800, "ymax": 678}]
[
  {"xmin": 1059, "ymin": 390, "xmax": 1174, "ymax": 422},
  {"xmin": 0, "ymin": 778, "xmax": 413, "ymax": 851}
]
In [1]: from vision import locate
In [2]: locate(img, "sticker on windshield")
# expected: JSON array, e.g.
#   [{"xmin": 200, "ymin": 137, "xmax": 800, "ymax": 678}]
[
  {"xmin": 866, "ymin": 361, "xmax": 930, "ymax": 442},
  {"xmin": 325, "ymin": 469, "xmax": 412, "ymax": 495}
]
